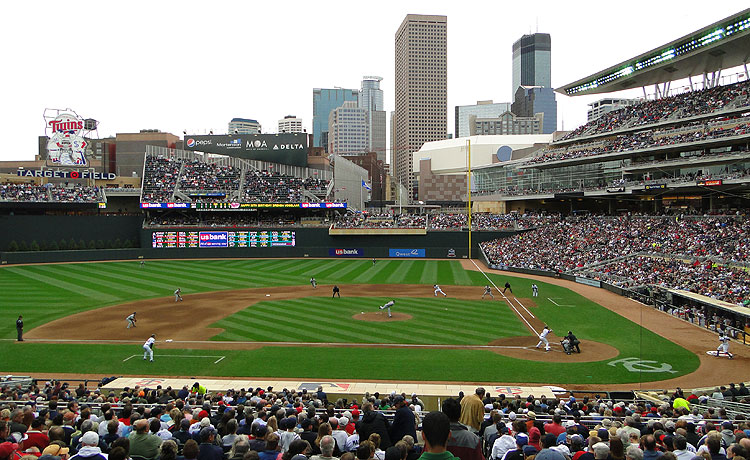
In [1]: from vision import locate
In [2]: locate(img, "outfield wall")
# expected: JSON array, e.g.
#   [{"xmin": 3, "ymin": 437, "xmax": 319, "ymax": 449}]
[{"xmin": 0, "ymin": 222, "xmax": 515, "ymax": 264}]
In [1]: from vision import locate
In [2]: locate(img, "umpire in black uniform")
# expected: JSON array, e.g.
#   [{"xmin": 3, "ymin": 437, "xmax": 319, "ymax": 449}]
[{"xmin": 16, "ymin": 315, "xmax": 23, "ymax": 341}]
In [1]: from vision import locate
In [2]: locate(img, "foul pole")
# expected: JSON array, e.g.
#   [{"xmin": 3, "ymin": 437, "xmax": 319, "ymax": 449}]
[{"xmin": 467, "ymin": 139, "xmax": 472, "ymax": 259}]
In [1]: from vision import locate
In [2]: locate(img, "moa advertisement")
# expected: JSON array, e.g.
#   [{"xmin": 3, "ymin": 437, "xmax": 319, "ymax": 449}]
[{"xmin": 184, "ymin": 133, "xmax": 308, "ymax": 167}]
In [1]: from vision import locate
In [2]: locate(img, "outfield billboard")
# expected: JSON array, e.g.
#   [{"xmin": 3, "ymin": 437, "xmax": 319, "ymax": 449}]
[
  {"xmin": 184, "ymin": 133, "xmax": 308, "ymax": 167},
  {"xmin": 389, "ymin": 248, "xmax": 426, "ymax": 258}
]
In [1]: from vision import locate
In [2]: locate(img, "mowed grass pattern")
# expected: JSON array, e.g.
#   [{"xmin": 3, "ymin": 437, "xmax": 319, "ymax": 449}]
[
  {"xmin": 0, "ymin": 259, "xmax": 496, "ymax": 339},
  {"xmin": 212, "ymin": 297, "xmax": 529, "ymax": 344}
]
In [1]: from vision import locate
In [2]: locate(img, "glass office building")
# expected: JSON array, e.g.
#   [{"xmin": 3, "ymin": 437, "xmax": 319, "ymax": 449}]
[{"xmin": 312, "ymin": 88, "xmax": 359, "ymax": 149}]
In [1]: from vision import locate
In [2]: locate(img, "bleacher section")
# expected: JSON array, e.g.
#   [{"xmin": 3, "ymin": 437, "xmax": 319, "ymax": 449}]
[{"xmin": 0, "ymin": 183, "xmax": 102, "ymax": 202}]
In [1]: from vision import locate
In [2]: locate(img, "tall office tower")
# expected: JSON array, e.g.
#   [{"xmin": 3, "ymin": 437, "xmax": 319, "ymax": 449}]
[
  {"xmin": 511, "ymin": 86, "xmax": 557, "ymax": 134},
  {"xmin": 312, "ymin": 88, "xmax": 359, "ymax": 150},
  {"xmin": 228, "ymin": 118, "xmax": 261, "ymax": 134},
  {"xmin": 278, "ymin": 115, "xmax": 304, "ymax": 133},
  {"xmin": 511, "ymin": 33, "xmax": 551, "ymax": 96},
  {"xmin": 359, "ymin": 76, "xmax": 387, "ymax": 164},
  {"xmin": 389, "ymin": 111, "xmax": 395, "ymax": 168},
  {"xmin": 328, "ymin": 101, "xmax": 369, "ymax": 155},
  {"xmin": 454, "ymin": 100, "xmax": 512, "ymax": 138},
  {"xmin": 394, "ymin": 14, "xmax": 447, "ymax": 194}
]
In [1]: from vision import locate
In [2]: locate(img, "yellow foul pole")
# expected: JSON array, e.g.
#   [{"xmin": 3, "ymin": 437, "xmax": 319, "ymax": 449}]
[{"xmin": 467, "ymin": 139, "xmax": 472, "ymax": 259}]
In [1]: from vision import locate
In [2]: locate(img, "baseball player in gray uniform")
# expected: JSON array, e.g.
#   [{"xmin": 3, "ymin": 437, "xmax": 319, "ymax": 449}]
[
  {"xmin": 433, "ymin": 284, "xmax": 446, "ymax": 297},
  {"xmin": 379, "ymin": 300, "xmax": 395, "ymax": 318},
  {"xmin": 482, "ymin": 285, "xmax": 494, "ymax": 299},
  {"xmin": 174, "ymin": 288, "xmax": 183, "ymax": 302},
  {"xmin": 126, "ymin": 312, "xmax": 137, "ymax": 329}
]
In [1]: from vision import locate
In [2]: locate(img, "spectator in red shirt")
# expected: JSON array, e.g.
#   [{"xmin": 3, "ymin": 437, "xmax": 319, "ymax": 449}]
[{"xmin": 544, "ymin": 416, "xmax": 566, "ymax": 438}]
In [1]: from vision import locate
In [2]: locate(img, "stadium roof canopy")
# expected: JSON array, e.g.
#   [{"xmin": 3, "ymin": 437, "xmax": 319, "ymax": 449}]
[{"xmin": 557, "ymin": 9, "xmax": 750, "ymax": 97}]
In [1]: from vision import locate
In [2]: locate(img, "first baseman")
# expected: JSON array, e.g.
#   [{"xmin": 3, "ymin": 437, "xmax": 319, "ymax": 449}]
[
  {"xmin": 143, "ymin": 334, "xmax": 155, "ymax": 361},
  {"xmin": 482, "ymin": 285, "xmax": 494, "ymax": 299}
]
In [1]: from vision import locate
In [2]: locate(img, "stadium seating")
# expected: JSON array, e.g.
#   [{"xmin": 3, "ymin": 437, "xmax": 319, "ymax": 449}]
[
  {"xmin": 0, "ymin": 183, "xmax": 101, "ymax": 202},
  {"xmin": 559, "ymin": 79, "xmax": 750, "ymax": 142},
  {"xmin": 480, "ymin": 214, "xmax": 750, "ymax": 305}
]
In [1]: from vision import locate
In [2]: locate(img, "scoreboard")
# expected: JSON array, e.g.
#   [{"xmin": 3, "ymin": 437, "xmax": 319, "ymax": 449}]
[{"xmin": 152, "ymin": 230, "xmax": 295, "ymax": 248}]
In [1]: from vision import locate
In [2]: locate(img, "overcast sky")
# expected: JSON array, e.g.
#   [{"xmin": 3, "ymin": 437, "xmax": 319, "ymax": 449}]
[{"xmin": 2, "ymin": 0, "xmax": 746, "ymax": 162}]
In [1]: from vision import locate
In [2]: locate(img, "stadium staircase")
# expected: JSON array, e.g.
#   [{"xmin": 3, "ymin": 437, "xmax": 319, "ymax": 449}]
[
  {"xmin": 171, "ymin": 163, "xmax": 186, "ymax": 201},
  {"xmin": 300, "ymin": 189, "xmax": 322, "ymax": 203},
  {"xmin": 693, "ymin": 398, "xmax": 750, "ymax": 420}
]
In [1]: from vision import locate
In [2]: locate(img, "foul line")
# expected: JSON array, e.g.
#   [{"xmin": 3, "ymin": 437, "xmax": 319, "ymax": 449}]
[
  {"xmin": 122, "ymin": 354, "xmax": 226, "ymax": 363},
  {"xmin": 471, "ymin": 260, "xmax": 539, "ymax": 336}
]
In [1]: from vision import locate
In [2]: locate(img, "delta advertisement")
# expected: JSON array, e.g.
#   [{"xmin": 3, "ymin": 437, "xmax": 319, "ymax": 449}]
[
  {"xmin": 389, "ymin": 248, "xmax": 426, "ymax": 258},
  {"xmin": 184, "ymin": 133, "xmax": 308, "ymax": 167}
]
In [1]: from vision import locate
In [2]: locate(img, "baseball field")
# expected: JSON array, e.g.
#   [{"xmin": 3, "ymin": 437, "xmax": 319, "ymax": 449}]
[{"xmin": 2, "ymin": 258, "xmax": 744, "ymax": 388}]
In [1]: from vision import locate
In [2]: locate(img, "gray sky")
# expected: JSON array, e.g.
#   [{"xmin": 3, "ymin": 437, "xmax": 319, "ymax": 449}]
[{"xmin": 2, "ymin": 0, "xmax": 746, "ymax": 162}]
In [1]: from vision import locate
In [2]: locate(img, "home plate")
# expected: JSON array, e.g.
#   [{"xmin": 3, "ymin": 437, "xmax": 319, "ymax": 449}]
[
  {"xmin": 165, "ymin": 339, "xmax": 173, "ymax": 342},
  {"xmin": 266, "ymin": 294, "xmax": 270, "ymax": 297}
]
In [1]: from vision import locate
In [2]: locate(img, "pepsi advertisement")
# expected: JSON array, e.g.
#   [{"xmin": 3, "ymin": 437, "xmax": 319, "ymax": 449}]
[{"xmin": 184, "ymin": 133, "xmax": 308, "ymax": 167}]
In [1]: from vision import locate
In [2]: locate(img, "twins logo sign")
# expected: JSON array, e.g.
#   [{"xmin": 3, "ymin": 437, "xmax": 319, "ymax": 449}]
[{"xmin": 199, "ymin": 231, "xmax": 228, "ymax": 248}]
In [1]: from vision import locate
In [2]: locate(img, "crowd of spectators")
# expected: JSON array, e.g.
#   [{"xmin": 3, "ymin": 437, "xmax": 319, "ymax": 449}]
[
  {"xmin": 480, "ymin": 214, "xmax": 750, "ymax": 305},
  {"xmin": 141, "ymin": 156, "xmax": 331, "ymax": 204},
  {"xmin": 332, "ymin": 213, "xmax": 428, "ymax": 229},
  {"xmin": 559, "ymin": 79, "xmax": 750, "ymax": 142},
  {"xmin": 146, "ymin": 214, "xmax": 299, "ymax": 228},
  {"xmin": 1, "ymin": 380, "xmax": 749, "ymax": 460},
  {"xmin": 428, "ymin": 214, "xmax": 558, "ymax": 231},
  {"xmin": 0, "ymin": 183, "xmax": 101, "ymax": 203},
  {"xmin": 530, "ymin": 118, "xmax": 750, "ymax": 165}
]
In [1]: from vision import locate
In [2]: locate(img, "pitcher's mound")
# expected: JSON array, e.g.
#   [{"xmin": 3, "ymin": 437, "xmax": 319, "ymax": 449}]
[{"xmin": 354, "ymin": 312, "xmax": 413, "ymax": 322}]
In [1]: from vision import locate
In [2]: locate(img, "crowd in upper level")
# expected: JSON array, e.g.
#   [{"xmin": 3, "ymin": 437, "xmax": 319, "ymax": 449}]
[
  {"xmin": 559, "ymin": 80, "xmax": 750, "ymax": 142},
  {"xmin": 140, "ymin": 156, "xmax": 330, "ymax": 204}
]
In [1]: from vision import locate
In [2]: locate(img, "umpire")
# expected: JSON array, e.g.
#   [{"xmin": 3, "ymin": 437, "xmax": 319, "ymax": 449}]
[
  {"xmin": 16, "ymin": 315, "xmax": 23, "ymax": 341},
  {"xmin": 566, "ymin": 331, "xmax": 581, "ymax": 353}
]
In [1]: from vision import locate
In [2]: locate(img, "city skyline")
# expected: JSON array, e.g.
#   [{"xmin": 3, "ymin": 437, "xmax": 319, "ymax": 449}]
[{"xmin": 1, "ymin": 0, "xmax": 745, "ymax": 162}]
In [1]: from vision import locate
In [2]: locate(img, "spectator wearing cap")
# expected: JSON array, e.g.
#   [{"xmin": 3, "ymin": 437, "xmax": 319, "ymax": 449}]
[
  {"xmin": 390, "ymin": 397, "xmax": 417, "ymax": 445},
  {"xmin": 501, "ymin": 433, "xmax": 529, "ymax": 460},
  {"xmin": 128, "ymin": 419, "xmax": 162, "ymax": 460},
  {"xmin": 535, "ymin": 434, "xmax": 565, "ymax": 460},
  {"xmin": 61, "ymin": 412, "xmax": 77, "ymax": 446},
  {"xmin": 417, "ymin": 411, "xmax": 458, "ymax": 460},
  {"xmin": 719, "ymin": 422, "xmax": 735, "ymax": 447},
  {"xmin": 528, "ymin": 427, "xmax": 542, "ymax": 452},
  {"xmin": 42, "ymin": 443, "xmax": 70, "ymax": 460},
  {"xmin": 525, "ymin": 413, "xmax": 536, "ymax": 433},
  {"xmin": 0, "ymin": 442, "xmax": 19, "ymax": 460},
  {"xmin": 279, "ymin": 418, "xmax": 300, "ymax": 453},
  {"xmin": 490, "ymin": 423, "xmax": 515, "ymax": 460},
  {"xmin": 359, "ymin": 404, "xmax": 392, "ymax": 451},
  {"xmin": 174, "ymin": 420, "xmax": 192, "ymax": 446},
  {"xmin": 69, "ymin": 432, "xmax": 107, "ymax": 460},
  {"xmin": 441, "ymin": 398, "xmax": 483, "ymax": 460},
  {"xmin": 592, "ymin": 443, "xmax": 610, "ymax": 460},
  {"xmin": 332, "ymin": 418, "xmax": 349, "ymax": 454},
  {"xmin": 197, "ymin": 427, "xmax": 222, "ymax": 460},
  {"xmin": 460, "ymin": 389, "xmax": 486, "ymax": 433}
]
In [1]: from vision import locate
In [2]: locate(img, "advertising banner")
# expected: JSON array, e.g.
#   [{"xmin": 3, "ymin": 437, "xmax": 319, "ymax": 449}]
[
  {"xmin": 184, "ymin": 133, "xmax": 308, "ymax": 167},
  {"xmin": 329, "ymin": 248, "xmax": 363, "ymax": 257},
  {"xmin": 575, "ymin": 276, "xmax": 601, "ymax": 288},
  {"xmin": 389, "ymin": 248, "xmax": 426, "ymax": 258},
  {"xmin": 199, "ymin": 231, "xmax": 229, "ymax": 248}
]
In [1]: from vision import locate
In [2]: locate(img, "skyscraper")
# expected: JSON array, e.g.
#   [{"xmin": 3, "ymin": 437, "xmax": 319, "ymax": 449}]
[
  {"xmin": 278, "ymin": 115, "xmax": 304, "ymax": 133},
  {"xmin": 328, "ymin": 101, "xmax": 368, "ymax": 156},
  {"xmin": 511, "ymin": 33, "xmax": 551, "ymax": 96},
  {"xmin": 312, "ymin": 88, "xmax": 359, "ymax": 150},
  {"xmin": 228, "ymin": 118, "xmax": 261, "ymax": 134},
  {"xmin": 511, "ymin": 86, "xmax": 557, "ymax": 134},
  {"xmin": 359, "ymin": 76, "xmax": 387, "ymax": 164},
  {"xmin": 394, "ymin": 14, "xmax": 447, "ymax": 195},
  {"xmin": 454, "ymin": 101, "xmax": 512, "ymax": 138}
]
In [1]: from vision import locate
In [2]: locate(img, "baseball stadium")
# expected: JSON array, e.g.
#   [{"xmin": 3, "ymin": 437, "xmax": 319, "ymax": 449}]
[{"xmin": 2, "ymin": 9, "xmax": 750, "ymax": 460}]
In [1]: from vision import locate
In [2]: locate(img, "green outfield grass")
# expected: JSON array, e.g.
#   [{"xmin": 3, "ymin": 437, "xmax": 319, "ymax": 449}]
[{"xmin": 0, "ymin": 259, "xmax": 700, "ymax": 384}]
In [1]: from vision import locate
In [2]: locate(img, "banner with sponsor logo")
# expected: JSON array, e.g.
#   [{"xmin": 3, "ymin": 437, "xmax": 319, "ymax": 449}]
[
  {"xmin": 389, "ymin": 248, "xmax": 426, "ymax": 258},
  {"xmin": 697, "ymin": 179, "xmax": 723, "ymax": 186},
  {"xmin": 184, "ymin": 133, "xmax": 308, "ymax": 167},
  {"xmin": 329, "ymin": 248, "xmax": 363, "ymax": 257},
  {"xmin": 199, "ymin": 231, "xmax": 229, "ymax": 248},
  {"xmin": 17, "ymin": 170, "xmax": 116, "ymax": 180},
  {"xmin": 575, "ymin": 276, "xmax": 601, "ymax": 288},
  {"xmin": 142, "ymin": 202, "xmax": 348, "ymax": 210},
  {"xmin": 644, "ymin": 183, "xmax": 667, "ymax": 190}
]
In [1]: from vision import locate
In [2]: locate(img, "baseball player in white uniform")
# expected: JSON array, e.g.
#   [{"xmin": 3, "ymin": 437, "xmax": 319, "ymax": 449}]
[
  {"xmin": 482, "ymin": 285, "xmax": 494, "ymax": 299},
  {"xmin": 716, "ymin": 331, "xmax": 734, "ymax": 359},
  {"xmin": 126, "ymin": 312, "xmax": 137, "ymax": 329},
  {"xmin": 143, "ymin": 334, "xmax": 156, "ymax": 361},
  {"xmin": 174, "ymin": 288, "xmax": 183, "ymax": 302},
  {"xmin": 434, "ymin": 284, "xmax": 446, "ymax": 297},
  {"xmin": 139, "ymin": 260, "xmax": 145, "ymax": 268},
  {"xmin": 310, "ymin": 277, "xmax": 317, "ymax": 289},
  {"xmin": 532, "ymin": 284, "xmax": 538, "ymax": 297},
  {"xmin": 379, "ymin": 300, "xmax": 395, "ymax": 318},
  {"xmin": 536, "ymin": 325, "xmax": 552, "ymax": 351}
]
